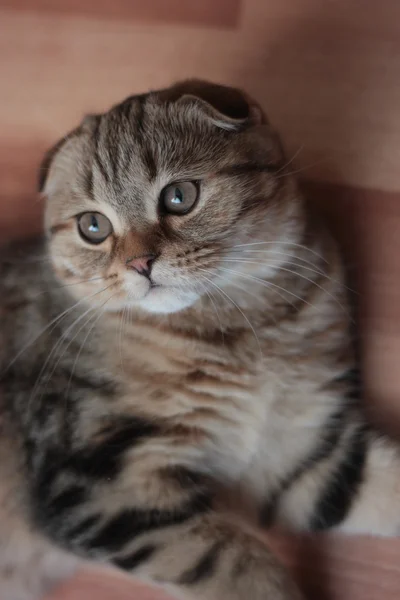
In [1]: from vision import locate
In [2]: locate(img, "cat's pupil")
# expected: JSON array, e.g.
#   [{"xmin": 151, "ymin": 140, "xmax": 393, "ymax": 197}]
[
  {"xmin": 171, "ymin": 188, "xmax": 183, "ymax": 204},
  {"xmin": 89, "ymin": 215, "xmax": 99, "ymax": 232}
]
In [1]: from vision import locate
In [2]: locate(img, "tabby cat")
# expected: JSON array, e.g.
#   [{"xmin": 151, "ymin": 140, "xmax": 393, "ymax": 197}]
[{"xmin": 0, "ymin": 80, "xmax": 399, "ymax": 600}]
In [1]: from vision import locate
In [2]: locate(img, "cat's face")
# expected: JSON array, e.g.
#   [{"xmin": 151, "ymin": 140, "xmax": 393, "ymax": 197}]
[{"xmin": 41, "ymin": 80, "xmax": 301, "ymax": 315}]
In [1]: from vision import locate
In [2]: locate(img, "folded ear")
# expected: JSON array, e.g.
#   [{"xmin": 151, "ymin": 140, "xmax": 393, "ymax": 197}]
[
  {"xmin": 38, "ymin": 115, "xmax": 99, "ymax": 193},
  {"xmin": 158, "ymin": 79, "xmax": 266, "ymax": 130}
]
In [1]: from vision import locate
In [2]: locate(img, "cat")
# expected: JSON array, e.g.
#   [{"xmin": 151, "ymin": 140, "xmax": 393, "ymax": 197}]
[{"xmin": 0, "ymin": 79, "xmax": 399, "ymax": 600}]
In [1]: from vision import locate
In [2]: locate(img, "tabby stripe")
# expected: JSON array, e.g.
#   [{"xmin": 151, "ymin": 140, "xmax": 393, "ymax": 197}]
[
  {"xmin": 232, "ymin": 553, "xmax": 251, "ymax": 578},
  {"xmin": 334, "ymin": 367, "xmax": 362, "ymax": 401},
  {"xmin": 296, "ymin": 409, "xmax": 347, "ymax": 469},
  {"xmin": 133, "ymin": 94, "xmax": 146, "ymax": 138},
  {"xmin": 113, "ymin": 544, "xmax": 157, "ymax": 571},
  {"xmin": 66, "ymin": 417, "xmax": 161, "ymax": 480},
  {"xmin": 106, "ymin": 130, "xmax": 121, "ymax": 182},
  {"xmin": 260, "ymin": 408, "xmax": 346, "ymax": 526},
  {"xmin": 67, "ymin": 514, "xmax": 102, "ymax": 539},
  {"xmin": 135, "ymin": 96, "xmax": 157, "ymax": 180},
  {"xmin": 83, "ymin": 167, "xmax": 94, "ymax": 201},
  {"xmin": 309, "ymin": 425, "xmax": 368, "ymax": 531},
  {"xmin": 34, "ymin": 446, "xmax": 64, "ymax": 495},
  {"xmin": 59, "ymin": 368, "xmax": 116, "ymax": 395},
  {"xmin": 94, "ymin": 149, "xmax": 111, "ymax": 184},
  {"xmin": 216, "ymin": 162, "xmax": 281, "ymax": 177},
  {"xmin": 179, "ymin": 541, "xmax": 223, "ymax": 585},
  {"xmin": 93, "ymin": 118, "xmax": 111, "ymax": 184},
  {"xmin": 49, "ymin": 223, "xmax": 72, "ymax": 236},
  {"xmin": 87, "ymin": 492, "xmax": 212, "ymax": 552},
  {"xmin": 46, "ymin": 485, "xmax": 87, "ymax": 516},
  {"xmin": 111, "ymin": 96, "xmax": 136, "ymax": 180},
  {"xmin": 116, "ymin": 94, "xmax": 136, "ymax": 122},
  {"xmin": 143, "ymin": 147, "xmax": 157, "ymax": 181},
  {"xmin": 166, "ymin": 466, "xmax": 207, "ymax": 489},
  {"xmin": 34, "ymin": 416, "xmax": 160, "ymax": 501},
  {"xmin": 33, "ymin": 393, "xmax": 60, "ymax": 426}
]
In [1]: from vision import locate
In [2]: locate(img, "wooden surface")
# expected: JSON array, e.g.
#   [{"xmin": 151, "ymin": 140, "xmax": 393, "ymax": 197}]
[{"xmin": 1, "ymin": 1, "xmax": 400, "ymax": 599}]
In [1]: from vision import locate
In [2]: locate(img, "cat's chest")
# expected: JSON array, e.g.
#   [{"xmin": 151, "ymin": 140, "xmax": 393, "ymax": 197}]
[
  {"xmin": 115, "ymin": 326, "xmax": 260, "ymax": 415},
  {"xmin": 103, "ymin": 321, "xmax": 268, "ymax": 474}
]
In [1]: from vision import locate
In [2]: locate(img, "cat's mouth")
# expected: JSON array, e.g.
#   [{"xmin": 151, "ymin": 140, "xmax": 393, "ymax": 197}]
[
  {"xmin": 134, "ymin": 276, "xmax": 200, "ymax": 314},
  {"xmin": 145, "ymin": 281, "xmax": 166, "ymax": 297}
]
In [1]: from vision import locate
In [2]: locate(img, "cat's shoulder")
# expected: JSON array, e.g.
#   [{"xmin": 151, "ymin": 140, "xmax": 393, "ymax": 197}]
[
  {"xmin": 0, "ymin": 236, "xmax": 47, "ymax": 288},
  {"xmin": 0, "ymin": 236, "xmax": 51, "ymax": 333}
]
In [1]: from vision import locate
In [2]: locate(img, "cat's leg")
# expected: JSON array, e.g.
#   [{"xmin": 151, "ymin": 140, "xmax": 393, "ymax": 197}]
[
  {"xmin": 0, "ymin": 432, "xmax": 79, "ymax": 600},
  {"xmin": 31, "ymin": 433, "xmax": 303, "ymax": 600},
  {"xmin": 326, "ymin": 429, "xmax": 400, "ymax": 536},
  {"xmin": 268, "ymin": 416, "xmax": 400, "ymax": 536},
  {"xmin": 108, "ymin": 512, "xmax": 302, "ymax": 600}
]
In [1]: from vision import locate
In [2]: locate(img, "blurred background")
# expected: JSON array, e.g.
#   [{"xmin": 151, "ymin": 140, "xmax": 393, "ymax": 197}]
[{"xmin": 1, "ymin": 1, "xmax": 400, "ymax": 598}]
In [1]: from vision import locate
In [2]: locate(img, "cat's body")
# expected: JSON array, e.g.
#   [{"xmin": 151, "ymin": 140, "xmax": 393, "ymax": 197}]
[{"xmin": 1, "ymin": 80, "xmax": 399, "ymax": 600}]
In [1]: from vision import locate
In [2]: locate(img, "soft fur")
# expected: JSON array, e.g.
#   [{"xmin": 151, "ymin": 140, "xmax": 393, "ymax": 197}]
[{"xmin": 0, "ymin": 80, "xmax": 399, "ymax": 600}]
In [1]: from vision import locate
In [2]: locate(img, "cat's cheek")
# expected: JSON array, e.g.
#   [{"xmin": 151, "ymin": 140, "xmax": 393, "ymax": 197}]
[{"xmin": 139, "ymin": 287, "xmax": 200, "ymax": 314}]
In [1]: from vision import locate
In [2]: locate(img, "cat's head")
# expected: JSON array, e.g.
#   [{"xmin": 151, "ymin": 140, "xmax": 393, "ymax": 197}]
[{"xmin": 40, "ymin": 80, "xmax": 302, "ymax": 315}]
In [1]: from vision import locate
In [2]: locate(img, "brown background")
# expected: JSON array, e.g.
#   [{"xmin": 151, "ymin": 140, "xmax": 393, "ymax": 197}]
[{"xmin": 1, "ymin": 1, "xmax": 400, "ymax": 598}]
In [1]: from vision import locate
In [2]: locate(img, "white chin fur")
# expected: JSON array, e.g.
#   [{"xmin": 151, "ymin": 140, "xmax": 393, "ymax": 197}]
[{"xmin": 138, "ymin": 286, "xmax": 200, "ymax": 314}]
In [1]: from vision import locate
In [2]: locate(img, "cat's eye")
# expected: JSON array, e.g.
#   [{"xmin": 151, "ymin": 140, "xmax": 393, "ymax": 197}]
[
  {"xmin": 161, "ymin": 181, "xmax": 199, "ymax": 215},
  {"xmin": 77, "ymin": 212, "xmax": 112, "ymax": 244}
]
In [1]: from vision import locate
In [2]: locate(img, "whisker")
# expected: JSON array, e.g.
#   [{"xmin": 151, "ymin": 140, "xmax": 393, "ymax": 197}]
[
  {"xmin": 27, "ymin": 283, "xmax": 116, "ymax": 408},
  {"xmin": 221, "ymin": 263, "xmax": 350, "ymax": 320},
  {"xmin": 222, "ymin": 257, "xmax": 326, "ymax": 279},
  {"xmin": 3, "ymin": 286, "xmax": 111, "ymax": 373},
  {"xmin": 27, "ymin": 303, "xmax": 97, "ymax": 411},
  {"xmin": 232, "ymin": 249, "xmax": 324, "ymax": 270},
  {"xmin": 64, "ymin": 293, "xmax": 115, "ymax": 401},
  {"xmin": 275, "ymin": 158, "xmax": 327, "ymax": 180},
  {"xmin": 204, "ymin": 272, "xmax": 280, "ymax": 326},
  {"xmin": 230, "ymin": 241, "xmax": 328, "ymax": 263},
  {"xmin": 32, "ymin": 276, "xmax": 107, "ymax": 298},
  {"xmin": 225, "ymin": 253, "xmax": 356, "ymax": 295},
  {"xmin": 128, "ymin": 303, "xmax": 134, "ymax": 331},
  {"xmin": 273, "ymin": 144, "xmax": 305, "ymax": 176},
  {"xmin": 198, "ymin": 270, "xmax": 263, "ymax": 357},
  {"xmin": 195, "ymin": 277, "xmax": 225, "ymax": 345},
  {"xmin": 216, "ymin": 266, "xmax": 312, "ymax": 308},
  {"xmin": 276, "ymin": 265, "xmax": 350, "ymax": 318}
]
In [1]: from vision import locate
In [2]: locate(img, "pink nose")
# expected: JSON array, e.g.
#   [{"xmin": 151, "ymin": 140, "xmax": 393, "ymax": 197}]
[{"xmin": 126, "ymin": 254, "xmax": 155, "ymax": 278}]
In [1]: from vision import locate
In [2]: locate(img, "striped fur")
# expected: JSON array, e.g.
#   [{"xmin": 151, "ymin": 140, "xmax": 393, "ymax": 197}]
[{"xmin": 0, "ymin": 80, "xmax": 399, "ymax": 600}]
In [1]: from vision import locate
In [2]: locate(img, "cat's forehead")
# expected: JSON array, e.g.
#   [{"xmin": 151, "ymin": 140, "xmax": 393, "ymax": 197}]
[
  {"xmin": 83, "ymin": 94, "xmax": 227, "ymax": 225},
  {"xmin": 96, "ymin": 93, "xmax": 230, "ymax": 180},
  {"xmin": 44, "ymin": 84, "xmax": 279, "ymax": 233}
]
